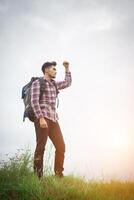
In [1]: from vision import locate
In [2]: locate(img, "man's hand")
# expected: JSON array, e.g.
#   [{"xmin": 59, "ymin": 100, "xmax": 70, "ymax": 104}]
[
  {"xmin": 63, "ymin": 61, "xmax": 70, "ymax": 72},
  {"xmin": 39, "ymin": 118, "xmax": 48, "ymax": 128}
]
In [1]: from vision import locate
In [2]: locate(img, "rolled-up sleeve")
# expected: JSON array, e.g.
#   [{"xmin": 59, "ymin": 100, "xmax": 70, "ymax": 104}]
[
  {"xmin": 55, "ymin": 71, "xmax": 72, "ymax": 90},
  {"xmin": 30, "ymin": 80, "xmax": 44, "ymax": 119}
]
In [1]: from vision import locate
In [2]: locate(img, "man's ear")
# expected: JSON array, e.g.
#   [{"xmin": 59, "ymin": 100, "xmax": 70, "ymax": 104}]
[{"xmin": 45, "ymin": 68, "xmax": 49, "ymax": 73}]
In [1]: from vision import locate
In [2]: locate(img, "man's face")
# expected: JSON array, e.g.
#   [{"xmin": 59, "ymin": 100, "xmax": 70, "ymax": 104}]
[{"xmin": 46, "ymin": 65, "xmax": 57, "ymax": 78}]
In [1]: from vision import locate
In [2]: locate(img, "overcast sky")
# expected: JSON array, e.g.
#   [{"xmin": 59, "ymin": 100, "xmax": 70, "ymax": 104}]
[{"xmin": 0, "ymin": 0, "xmax": 134, "ymax": 181}]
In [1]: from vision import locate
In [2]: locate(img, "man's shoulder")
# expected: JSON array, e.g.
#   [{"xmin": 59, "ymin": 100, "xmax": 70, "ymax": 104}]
[{"xmin": 32, "ymin": 78, "xmax": 41, "ymax": 87}]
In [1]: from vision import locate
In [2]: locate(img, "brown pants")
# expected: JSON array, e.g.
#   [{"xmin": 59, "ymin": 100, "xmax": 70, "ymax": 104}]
[{"xmin": 33, "ymin": 118, "xmax": 65, "ymax": 178}]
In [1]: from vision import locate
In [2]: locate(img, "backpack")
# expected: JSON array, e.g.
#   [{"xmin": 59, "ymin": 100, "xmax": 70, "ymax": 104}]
[{"xmin": 21, "ymin": 77, "xmax": 59, "ymax": 122}]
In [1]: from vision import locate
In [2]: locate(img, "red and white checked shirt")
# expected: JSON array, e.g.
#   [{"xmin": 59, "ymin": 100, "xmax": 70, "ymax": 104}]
[{"xmin": 31, "ymin": 71, "xmax": 72, "ymax": 122}]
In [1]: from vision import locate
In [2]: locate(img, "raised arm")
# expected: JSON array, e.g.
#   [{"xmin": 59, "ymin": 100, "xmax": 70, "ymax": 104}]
[{"xmin": 55, "ymin": 61, "xmax": 72, "ymax": 90}]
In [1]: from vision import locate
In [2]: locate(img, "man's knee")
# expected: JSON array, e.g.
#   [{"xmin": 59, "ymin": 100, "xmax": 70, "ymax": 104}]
[
  {"xmin": 35, "ymin": 143, "xmax": 45, "ymax": 155},
  {"xmin": 56, "ymin": 141, "xmax": 65, "ymax": 153}
]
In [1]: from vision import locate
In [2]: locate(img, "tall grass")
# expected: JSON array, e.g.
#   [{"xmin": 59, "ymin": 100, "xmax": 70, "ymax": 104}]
[{"xmin": 0, "ymin": 148, "xmax": 134, "ymax": 200}]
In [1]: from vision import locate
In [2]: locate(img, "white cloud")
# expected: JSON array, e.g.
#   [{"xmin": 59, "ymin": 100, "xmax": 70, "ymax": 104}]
[
  {"xmin": 25, "ymin": 14, "xmax": 53, "ymax": 31},
  {"xmin": 65, "ymin": 7, "xmax": 129, "ymax": 33},
  {"xmin": 0, "ymin": 3, "xmax": 8, "ymax": 13}
]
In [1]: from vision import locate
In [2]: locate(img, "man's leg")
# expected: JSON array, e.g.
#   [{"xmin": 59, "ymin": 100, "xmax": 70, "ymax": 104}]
[
  {"xmin": 49, "ymin": 120, "xmax": 65, "ymax": 177},
  {"xmin": 34, "ymin": 118, "xmax": 49, "ymax": 178}
]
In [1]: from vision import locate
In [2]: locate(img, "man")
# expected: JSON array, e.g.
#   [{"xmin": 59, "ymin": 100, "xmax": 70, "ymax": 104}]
[{"xmin": 30, "ymin": 61, "xmax": 72, "ymax": 178}]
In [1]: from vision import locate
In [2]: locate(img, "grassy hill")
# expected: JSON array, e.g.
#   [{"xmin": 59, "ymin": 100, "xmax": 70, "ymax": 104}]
[{"xmin": 0, "ymin": 149, "xmax": 134, "ymax": 200}]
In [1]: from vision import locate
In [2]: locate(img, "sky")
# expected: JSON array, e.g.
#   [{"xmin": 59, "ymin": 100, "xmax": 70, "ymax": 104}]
[{"xmin": 0, "ymin": 0, "xmax": 134, "ymax": 181}]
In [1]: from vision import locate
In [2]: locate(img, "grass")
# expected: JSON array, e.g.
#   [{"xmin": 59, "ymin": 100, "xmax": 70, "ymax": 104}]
[{"xmin": 0, "ymin": 149, "xmax": 134, "ymax": 200}]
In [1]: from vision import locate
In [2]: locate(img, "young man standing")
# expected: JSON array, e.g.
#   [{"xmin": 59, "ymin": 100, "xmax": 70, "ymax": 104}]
[{"xmin": 31, "ymin": 61, "xmax": 72, "ymax": 178}]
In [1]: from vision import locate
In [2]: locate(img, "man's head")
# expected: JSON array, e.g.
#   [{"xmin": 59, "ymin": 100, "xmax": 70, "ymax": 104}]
[{"xmin": 42, "ymin": 61, "xmax": 57, "ymax": 79}]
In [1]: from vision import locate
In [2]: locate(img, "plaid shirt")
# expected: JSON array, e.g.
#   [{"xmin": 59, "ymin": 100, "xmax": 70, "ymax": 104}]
[{"xmin": 31, "ymin": 71, "xmax": 72, "ymax": 122}]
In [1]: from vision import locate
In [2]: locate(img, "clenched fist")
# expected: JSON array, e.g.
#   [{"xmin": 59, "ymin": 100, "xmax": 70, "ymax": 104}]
[
  {"xmin": 63, "ymin": 61, "xmax": 70, "ymax": 72},
  {"xmin": 63, "ymin": 61, "xmax": 69, "ymax": 67},
  {"xmin": 39, "ymin": 118, "xmax": 48, "ymax": 128}
]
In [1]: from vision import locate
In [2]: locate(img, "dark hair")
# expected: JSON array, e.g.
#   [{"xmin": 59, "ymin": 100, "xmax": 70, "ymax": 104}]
[{"xmin": 42, "ymin": 61, "xmax": 57, "ymax": 74}]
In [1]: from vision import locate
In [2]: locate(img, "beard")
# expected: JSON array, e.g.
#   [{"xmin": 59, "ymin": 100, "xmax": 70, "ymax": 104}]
[{"xmin": 50, "ymin": 75, "xmax": 56, "ymax": 79}]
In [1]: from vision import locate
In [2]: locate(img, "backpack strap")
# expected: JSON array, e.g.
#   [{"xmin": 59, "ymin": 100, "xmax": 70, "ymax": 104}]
[
  {"xmin": 38, "ymin": 77, "xmax": 60, "ymax": 107},
  {"xmin": 39, "ymin": 77, "xmax": 46, "ymax": 99}
]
